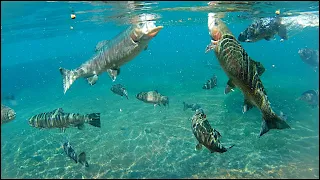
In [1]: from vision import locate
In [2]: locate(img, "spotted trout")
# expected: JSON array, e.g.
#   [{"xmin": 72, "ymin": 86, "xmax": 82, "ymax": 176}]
[
  {"xmin": 59, "ymin": 14, "xmax": 163, "ymax": 94},
  {"xmin": 191, "ymin": 108, "xmax": 234, "ymax": 153},
  {"xmin": 28, "ymin": 108, "xmax": 100, "ymax": 132},
  {"xmin": 1, "ymin": 104, "xmax": 16, "ymax": 125},
  {"xmin": 205, "ymin": 13, "xmax": 290, "ymax": 137}
]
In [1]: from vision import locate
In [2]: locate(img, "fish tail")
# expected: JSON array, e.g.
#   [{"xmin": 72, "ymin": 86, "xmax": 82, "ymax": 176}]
[
  {"xmin": 59, "ymin": 67, "xmax": 77, "ymax": 94},
  {"xmin": 87, "ymin": 113, "xmax": 101, "ymax": 128},
  {"xmin": 183, "ymin": 102, "xmax": 188, "ymax": 111},
  {"xmin": 78, "ymin": 152, "xmax": 89, "ymax": 167},
  {"xmin": 259, "ymin": 112, "xmax": 291, "ymax": 137}
]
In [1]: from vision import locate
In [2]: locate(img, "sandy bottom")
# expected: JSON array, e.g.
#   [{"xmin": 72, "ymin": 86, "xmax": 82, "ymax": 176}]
[{"xmin": 1, "ymin": 77, "xmax": 319, "ymax": 179}]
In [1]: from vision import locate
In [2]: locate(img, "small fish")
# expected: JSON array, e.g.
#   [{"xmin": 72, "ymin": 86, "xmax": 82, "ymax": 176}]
[
  {"xmin": 298, "ymin": 48, "xmax": 319, "ymax": 70},
  {"xmin": 63, "ymin": 142, "xmax": 89, "ymax": 167},
  {"xmin": 136, "ymin": 90, "xmax": 169, "ymax": 106},
  {"xmin": 59, "ymin": 14, "xmax": 163, "ymax": 94},
  {"xmin": 1, "ymin": 104, "xmax": 16, "ymax": 125},
  {"xmin": 110, "ymin": 84, "xmax": 128, "ymax": 99},
  {"xmin": 28, "ymin": 108, "xmax": 101, "ymax": 132},
  {"xmin": 183, "ymin": 102, "xmax": 201, "ymax": 111},
  {"xmin": 297, "ymin": 89, "xmax": 319, "ymax": 108},
  {"xmin": 206, "ymin": 13, "xmax": 290, "ymax": 137},
  {"xmin": 191, "ymin": 108, "xmax": 234, "ymax": 153},
  {"xmin": 203, "ymin": 75, "xmax": 217, "ymax": 90},
  {"xmin": 238, "ymin": 16, "xmax": 288, "ymax": 42}
]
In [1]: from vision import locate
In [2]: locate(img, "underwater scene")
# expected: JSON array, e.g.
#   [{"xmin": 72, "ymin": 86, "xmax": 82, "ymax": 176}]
[{"xmin": 1, "ymin": 1, "xmax": 319, "ymax": 179}]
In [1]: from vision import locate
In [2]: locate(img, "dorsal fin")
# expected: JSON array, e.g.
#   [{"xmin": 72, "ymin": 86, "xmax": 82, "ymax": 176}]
[
  {"xmin": 250, "ymin": 58, "xmax": 265, "ymax": 76},
  {"xmin": 52, "ymin": 108, "xmax": 64, "ymax": 115}
]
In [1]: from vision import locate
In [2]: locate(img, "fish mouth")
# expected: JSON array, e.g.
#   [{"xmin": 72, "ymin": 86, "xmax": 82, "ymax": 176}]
[
  {"xmin": 9, "ymin": 111, "xmax": 16, "ymax": 120},
  {"xmin": 146, "ymin": 26, "xmax": 163, "ymax": 37}
]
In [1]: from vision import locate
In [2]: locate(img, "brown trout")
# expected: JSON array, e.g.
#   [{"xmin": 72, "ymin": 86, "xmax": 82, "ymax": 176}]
[
  {"xmin": 191, "ymin": 108, "xmax": 234, "ymax": 153},
  {"xmin": 205, "ymin": 13, "xmax": 290, "ymax": 137}
]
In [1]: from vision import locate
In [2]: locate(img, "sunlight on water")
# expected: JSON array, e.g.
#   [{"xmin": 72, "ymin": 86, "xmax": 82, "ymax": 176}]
[{"xmin": 1, "ymin": 1, "xmax": 319, "ymax": 179}]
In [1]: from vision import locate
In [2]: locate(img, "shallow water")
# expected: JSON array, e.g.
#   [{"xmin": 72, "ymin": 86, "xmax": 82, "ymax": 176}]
[{"xmin": 1, "ymin": 1, "xmax": 319, "ymax": 179}]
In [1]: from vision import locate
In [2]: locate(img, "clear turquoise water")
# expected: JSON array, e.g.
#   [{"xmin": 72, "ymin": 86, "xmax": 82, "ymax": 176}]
[{"xmin": 1, "ymin": 1, "xmax": 319, "ymax": 179}]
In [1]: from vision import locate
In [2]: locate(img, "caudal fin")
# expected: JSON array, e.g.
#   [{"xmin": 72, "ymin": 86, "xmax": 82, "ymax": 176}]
[
  {"xmin": 59, "ymin": 67, "xmax": 77, "ymax": 94},
  {"xmin": 259, "ymin": 113, "xmax": 291, "ymax": 137},
  {"xmin": 183, "ymin": 102, "xmax": 188, "ymax": 111},
  {"xmin": 87, "ymin": 113, "xmax": 101, "ymax": 128},
  {"xmin": 78, "ymin": 152, "xmax": 89, "ymax": 167}
]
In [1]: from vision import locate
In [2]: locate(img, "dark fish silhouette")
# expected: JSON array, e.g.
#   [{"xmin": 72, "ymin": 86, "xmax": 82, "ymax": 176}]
[
  {"xmin": 203, "ymin": 75, "xmax": 217, "ymax": 90},
  {"xmin": 1, "ymin": 104, "xmax": 16, "ymax": 125},
  {"xmin": 191, "ymin": 108, "xmax": 234, "ymax": 153},
  {"xmin": 110, "ymin": 84, "xmax": 128, "ymax": 99},
  {"xmin": 136, "ymin": 90, "xmax": 169, "ymax": 106},
  {"xmin": 297, "ymin": 89, "xmax": 319, "ymax": 108},
  {"xmin": 59, "ymin": 15, "xmax": 163, "ymax": 94},
  {"xmin": 183, "ymin": 102, "xmax": 201, "ymax": 111},
  {"xmin": 63, "ymin": 142, "xmax": 89, "ymax": 167},
  {"xmin": 238, "ymin": 16, "xmax": 287, "ymax": 42},
  {"xmin": 206, "ymin": 13, "xmax": 290, "ymax": 137},
  {"xmin": 28, "ymin": 108, "xmax": 100, "ymax": 132},
  {"xmin": 298, "ymin": 48, "xmax": 319, "ymax": 70}
]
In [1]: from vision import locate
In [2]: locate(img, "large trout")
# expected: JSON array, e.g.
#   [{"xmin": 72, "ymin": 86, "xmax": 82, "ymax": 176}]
[
  {"xmin": 59, "ymin": 14, "xmax": 163, "ymax": 94},
  {"xmin": 205, "ymin": 13, "xmax": 290, "ymax": 137}
]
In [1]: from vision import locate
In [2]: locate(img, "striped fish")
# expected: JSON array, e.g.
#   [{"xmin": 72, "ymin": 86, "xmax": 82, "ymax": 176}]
[
  {"xmin": 202, "ymin": 75, "xmax": 217, "ymax": 90},
  {"xmin": 63, "ymin": 141, "xmax": 89, "ymax": 167},
  {"xmin": 59, "ymin": 15, "xmax": 163, "ymax": 94},
  {"xmin": 205, "ymin": 13, "xmax": 290, "ymax": 137},
  {"xmin": 1, "ymin": 104, "xmax": 16, "ymax": 125},
  {"xmin": 110, "ymin": 84, "xmax": 128, "ymax": 99},
  {"xmin": 136, "ymin": 90, "xmax": 169, "ymax": 107},
  {"xmin": 191, "ymin": 108, "xmax": 234, "ymax": 153},
  {"xmin": 28, "ymin": 108, "xmax": 100, "ymax": 132}
]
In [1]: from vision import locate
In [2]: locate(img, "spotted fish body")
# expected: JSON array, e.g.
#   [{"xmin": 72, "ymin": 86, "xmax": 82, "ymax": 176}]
[
  {"xmin": 206, "ymin": 13, "xmax": 290, "ymax": 137},
  {"xmin": 28, "ymin": 108, "xmax": 101, "ymax": 131},
  {"xmin": 110, "ymin": 84, "xmax": 128, "ymax": 99},
  {"xmin": 1, "ymin": 104, "xmax": 16, "ymax": 125},
  {"xmin": 191, "ymin": 109, "xmax": 234, "ymax": 153},
  {"xmin": 298, "ymin": 48, "xmax": 319, "ymax": 69},
  {"xmin": 238, "ymin": 16, "xmax": 288, "ymax": 42},
  {"xmin": 59, "ymin": 15, "xmax": 163, "ymax": 94},
  {"xmin": 202, "ymin": 75, "xmax": 217, "ymax": 90},
  {"xmin": 136, "ymin": 90, "xmax": 169, "ymax": 106}
]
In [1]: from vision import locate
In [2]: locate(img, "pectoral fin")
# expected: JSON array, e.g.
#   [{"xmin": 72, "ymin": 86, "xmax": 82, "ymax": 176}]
[
  {"xmin": 107, "ymin": 68, "xmax": 120, "ymax": 82},
  {"xmin": 205, "ymin": 40, "xmax": 216, "ymax": 53},
  {"xmin": 86, "ymin": 75, "xmax": 98, "ymax": 86},
  {"xmin": 196, "ymin": 143, "xmax": 203, "ymax": 151},
  {"xmin": 278, "ymin": 24, "xmax": 288, "ymax": 40},
  {"xmin": 264, "ymin": 36, "xmax": 273, "ymax": 41},
  {"xmin": 242, "ymin": 98, "xmax": 254, "ymax": 113},
  {"xmin": 225, "ymin": 79, "xmax": 236, "ymax": 94},
  {"xmin": 144, "ymin": 45, "xmax": 148, "ymax": 50}
]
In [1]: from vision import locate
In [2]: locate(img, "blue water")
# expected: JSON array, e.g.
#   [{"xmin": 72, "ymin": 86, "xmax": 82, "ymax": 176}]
[{"xmin": 1, "ymin": 1, "xmax": 319, "ymax": 179}]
